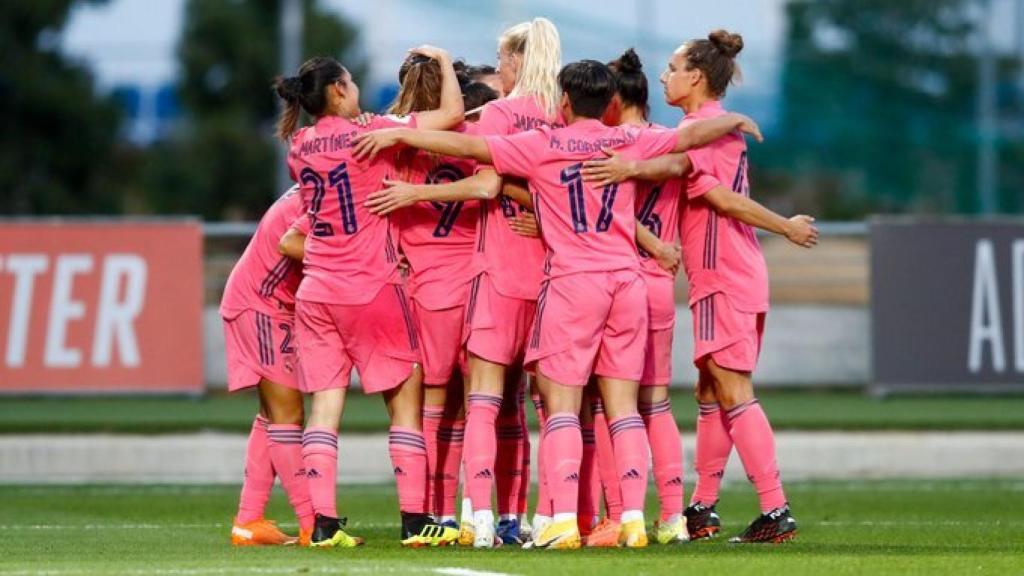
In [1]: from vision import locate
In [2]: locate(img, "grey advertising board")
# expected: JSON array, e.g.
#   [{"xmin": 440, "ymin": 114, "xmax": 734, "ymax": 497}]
[{"xmin": 871, "ymin": 217, "xmax": 1024, "ymax": 393}]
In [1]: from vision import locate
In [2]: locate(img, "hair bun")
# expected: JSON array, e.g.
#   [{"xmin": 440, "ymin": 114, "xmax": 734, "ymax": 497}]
[
  {"xmin": 708, "ymin": 29, "xmax": 743, "ymax": 58},
  {"xmin": 275, "ymin": 75, "xmax": 303, "ymax": 102},
  {"xmin": 617, "ymin": 48, "xmax": 643, "ymax": 73}
]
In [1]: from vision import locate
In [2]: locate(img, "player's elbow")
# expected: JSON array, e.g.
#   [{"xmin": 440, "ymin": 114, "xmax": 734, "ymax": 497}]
[
  {"xmin": 705, "ymin": 189, "xmax": 739, "ymax": 215},
  {"xmin": 278, "ymin": 232, "xmax": 305, "ymax": 261},
  {"xmin": 476, "ymin": 170, "xmax": 502, "ymax": 199}
]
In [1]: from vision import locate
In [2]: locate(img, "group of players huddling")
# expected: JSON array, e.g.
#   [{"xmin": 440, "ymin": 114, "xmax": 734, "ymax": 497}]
[{"xmin": 220, "ymin": 17, "xmax": 819, "ymax": 551}]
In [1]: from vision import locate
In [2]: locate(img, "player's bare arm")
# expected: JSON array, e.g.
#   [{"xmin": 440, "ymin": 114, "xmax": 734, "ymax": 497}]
[
  {"xmin": 501, "ymin": 178, "xmax": 533, "ymax": 210},
  {"xmin": 403, "ymin": 45, "xmax": 465, "ymax": 130},
  {"xmin": 509, "ymin": 211, "xmax": 540, "ymax": 238},
  {"xmin": 353, "ymin": 128, "xmax": 492, "ymax": 164},
  {"xmin": 635, "ymin": 221, "xmax": 681, "ymax": 274},
  {"xmin": 364, "ymin": 170, "xmax": 501, "ymax": 215},
  {"xmin": 582, "ymin": 151, "xmax": 691, "ymax": 187},
  {"xmin": 703, "ymin": 185, "xmax": 819, "ymax": 248},
  {"xmin": 676, "ymin": 112, "xmax": 763, "ymax": 150},
  {"xmin": 278, "ymin": 228, "xmax": 306, "ymax": 261}
]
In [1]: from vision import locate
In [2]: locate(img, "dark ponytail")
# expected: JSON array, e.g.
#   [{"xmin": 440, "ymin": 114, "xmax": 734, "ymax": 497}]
[
  {"xmin": 607, "ymin": 48, "xmax": 649, "ymax": 119},
  {"xmin": 684, "ymin": 29, "xmax": 744, "ymax": 98},
  {"xmin": 273, "ymin": 56, "xmax": 347, "ymax": 140}
]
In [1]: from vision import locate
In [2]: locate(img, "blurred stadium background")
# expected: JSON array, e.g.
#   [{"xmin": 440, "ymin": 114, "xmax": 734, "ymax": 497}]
[{"xmin": 1, "ymin": 1, "xmax": 1024, "ymax": 573}]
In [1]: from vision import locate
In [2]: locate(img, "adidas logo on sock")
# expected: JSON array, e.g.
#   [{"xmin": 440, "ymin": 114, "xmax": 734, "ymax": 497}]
[
  {"xmin": 394, "ymin": 466, "xmax": 406, "ymax": 476},
  {"xmin": 665, "ymin": 477, "xmax": 683, "ymax": 486},
  {"xmin": 474, "ymin": 469, "xmax": 493, "ymax": 480},
  {"xmin": 306, "ymin": 469, "xmax": 321, "ymax": 479},
  {"xmin": 564, "ymin": 472, "xmax": 579, "ymax": 483},
  {"xmin": 295, "ymin": 468, "xmax": 307, "ymax": 478},
  {"xmin": 746, "ymin": 473, "xmax": 756, "ymax": 483},
  {"xmin": 711, "ymin": 470, "xmax": 725, "ymax": 479},
  {"xmin": 622, "ymin": 469, "xmax": 641, "ymax": 481}
]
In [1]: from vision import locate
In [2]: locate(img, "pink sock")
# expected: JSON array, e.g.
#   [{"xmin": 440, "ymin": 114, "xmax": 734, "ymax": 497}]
[
  {"xmin": 640, "ymin": 399, "xmax": 684, "ymax": 521},
  {"xmin": 592, "ymin": 401, "xmax": 622, "ymax": 521},
  {"xmin": 464, "ymin": 393, "xmax": 501, "ymax": 512},
  {"xmin": 543, "ymin": 412, "xmax": 582, "ymax": 515},
  {"xmin": 726, "ymin": 399, "xmax": 787, "ymax": 513},
  {"xmin": 608, "ymin": 414, "xmax": 649, "ymax": 516},
  {"xmin": 496, "ymin": 415, "xmax": 525, "ymax": 516},
  {"xmin": 691, "ymin": 402, "xmax": 732, "ymax": 506},
  {"xmin": 421, "ymin": 406, "xmax": 444, "ymax": 516},
  {"xmin": 389, "ymin": 426, "xmax": 429, "ymax": 514},
  {"xmin": 516, "ymin": 403, "xmax": 531, "ymax": 515},
  {"xmin": 301, "ymin": 426, "xmax": 338, "ymax": 518},
  {"xmin": 236, "ymin": 415, "xmax": 274, "ymax": 524},
  {"xmin": 268, "ymin": 424, "xmax": 315, "ymax": 531},
  {"xmin": 577, "ymin": 422, "xmax": 599, "ymax": 529},
  {"xmin": 532, "ymin": 394, "xmax": 552, "ymax": 517},
  {"xmin": 436, "ymin": 417, "xmax": 465, "ymax": 518}
]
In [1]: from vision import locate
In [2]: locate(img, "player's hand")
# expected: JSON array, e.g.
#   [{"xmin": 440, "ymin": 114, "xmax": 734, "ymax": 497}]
[
  {"xmin": 352, "ymin": 112, "xmax": 376, "ymax": 127},
  {"xmin": 365, "ymin": 179, "xmax": 420, "ymax": 215},
  {"xmin": 509, "ymin": 211, "xmax": 540, "ymax": 238},
  {"xmin": 654, "ymin": 242, "xmax": 682, "ymax": 275},
  {"xmin": 784, "ymin": 215, "xmax": 819, "ymax": 248},
  {"xmin": 582, "ymin": 147, "xmax": 636, "ymax": 186},
  {"xmin": 352, "ymin": 128, "xmax": 404, "ymax": 162},
  {"xmin": 735, "ymin": 113, "xmax": 763, "ymax": 143},
  {"xmin": 410, "ymin": 44, "xmax": 450, "ymax": 62}
]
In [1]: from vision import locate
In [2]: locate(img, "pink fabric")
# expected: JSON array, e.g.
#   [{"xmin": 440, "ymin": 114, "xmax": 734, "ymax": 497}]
[
  {"xmin": 485, "ymin": 119, "xmax": 678, "ymax": 280},
  {"xmin": 389, "ymin": 426, "xmax": 429, "ymax": 514},
  {"xmin": 464, "ymin": 273, "xmax": 537, "ymax": 366},
  {"xmin": 635, "ymin": 154, "xmax": 684, "ymax": 280},
  {"xmin": 394, "ymin": 152, "xmax": 481, "ymax": 311},
  {"xmin": 220, "ymin": 189, "xmax": 304, "ymax": 319},
  {"xmin": 726, "ymin": 400, "xmax": 787, "ymax": 512},
  {"xmin": 495, "ymin": 387, "xmax": 527, "ymax": 515},
  {"xmin": 608, "ymin": 414, "xmax": 649, "ymax": 515},
  {"xmin": 301, "ymin": 426, "xmax": 338, "ymax": 518},
  {"xmin": 223, "ymin": 310, "xmax": 301, "ymax": 392},
  {"xmin": 471, "ymin": 96, "xmax": 558, "ymax": 301},
  {"xmin": 691, "ymin": 402, "xmax": 732, "ymax": 506},
  {"xmin": 531, "ymin": 394, "xmax": 551, "ymax": 517},
  {"xmin": 639, "ymin": 273, "xmax": 676, "ymax": 386},
  {"xmin": 464, "ymin": 393, "xmax": 502, "ymax": 511},
  {"xmin": 295, "ymin": 287, "xmax": 419, "ymax": 394},
  {"xmin": 640, "ymin": 400, "xmax": 684, "ymax": 521},
  {"xmin": 692, "ymin": 293, "xmax": 766, "ymax": 372},
  {"xmin": 543, "ymin": 412, "xmax": 582, "ymax": 515},
  {"xmin": 578, "ymin": 421, "xmax": 599, "ymax": 527},
  {"xmin": 267, "ymin": 423, "xmax": 315, "ymax": 530},
  {"xmin": 436, "ymin": 417, "xmax": 465, "ymax": 517},
  {"xmin": 528, "ymin": 271, "xmax": 648, "ymax": 386},
  {"xmin": 413, "ymin": 303, "xmax": 469, "ymax": 386},
  {"xmin": 592, "ymin": 404, "xmax": 621, "ymax": 521},
  {"xmin": 288, "ymin": 114, "xmax": 416, "ymax": 306},
  {"xmin": 680, "ymin": 100, "xmax": 768, "ymax": 313},
  {"xmin": 236, "ymin": 415, "xmax": 273, "ymax": 524},
  {"xmin": 422, "ymin": 406, "xmax": 444, "ymax": 515}
]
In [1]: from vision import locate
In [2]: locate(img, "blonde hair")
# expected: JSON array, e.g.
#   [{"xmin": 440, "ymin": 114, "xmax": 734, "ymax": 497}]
[{"xmin": 500, "ymin": 17, "xmax": 561, "ymax": 120}]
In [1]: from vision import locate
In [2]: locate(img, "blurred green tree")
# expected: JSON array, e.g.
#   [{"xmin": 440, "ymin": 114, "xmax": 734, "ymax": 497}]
[
  {"xmin": 0, "ymin": 1, "xmax": 125, "ymax": 215},
  {"xmin": 760, "ymin": 0, "xmax": 1018, "ymax": 217},
  {"xmin": 139, "ymin": 0, "xmax": 365, "ymax": 219}
]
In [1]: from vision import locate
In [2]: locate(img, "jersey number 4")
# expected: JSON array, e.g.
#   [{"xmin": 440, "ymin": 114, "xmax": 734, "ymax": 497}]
[
  {"xmin": 561, "ymin": 162, "xmax": 617, "ymax": 234},
  {"xmin": 302, "ymin": 162, "xmax": 357, "ymax": 237}
]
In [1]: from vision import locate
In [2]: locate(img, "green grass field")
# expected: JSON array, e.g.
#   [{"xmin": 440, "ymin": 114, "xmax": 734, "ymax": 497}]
[
  {"xmin": 1, "ymin": 481, "xmax": 1022, "ymax": 575},
  {"xmin": 3, "ymin": 389, "xmax": 1024, "ymax": 433}
]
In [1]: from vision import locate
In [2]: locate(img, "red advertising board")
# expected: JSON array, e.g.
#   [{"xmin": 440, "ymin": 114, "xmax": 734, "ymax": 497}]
[{"xmin": 0, "ymin": 220, "xmax": 204, "ymax": 393}]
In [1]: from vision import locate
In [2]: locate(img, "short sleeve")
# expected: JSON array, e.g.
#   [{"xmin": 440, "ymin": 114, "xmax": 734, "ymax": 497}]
[
  {"xmin": 630, "ymin": 127, "xmax": 679, "ymax": 159},
  {"xmin": 475, "ymin": 101, "xmax": 511, "ymax": 136},
  {"xmin": 685, "ymin": 147, "xmax": 722, "ymax": 199},
  {"xmin": 484, "ymin": 130, "xmax": 549, "ymax": 179},
  {"xmin": 290, "ymin": 213, "xmax": 311, "ymax": 235}
]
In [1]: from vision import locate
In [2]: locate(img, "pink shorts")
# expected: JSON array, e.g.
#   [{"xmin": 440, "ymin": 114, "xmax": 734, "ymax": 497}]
[
  {"xmin": 296, "ymin": 284, "xmax": 420, "ymax": 394},
  {"xmin": 223, "ymin": 309, "xmax": 300, "ymax": 392},
  {"xmin": 641, "ymin": 274, "xmax": 676, "ymax": 387},
  {"xmin": 413, "ymin": 301, "xmax": 467, "ymax": 386},
  {"xmin": 691, "ymin": 292, "xmax": 766, "ymax": 373},
  {"xmin": 526, "ymin": 270, "xmax": 649, "ymax": 386},
  {"xmin": 465, "ymin": 273, "xmax": 536, "ymax": 366}
]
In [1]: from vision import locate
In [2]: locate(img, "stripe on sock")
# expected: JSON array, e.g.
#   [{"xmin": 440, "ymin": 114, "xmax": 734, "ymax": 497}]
[
  {"xmin": 639, "ymin": 399, "xmax": 672, "ymax": 417},
  {"xmin": 608, "ymin": 414, "xmax": 645, "ymax": 437},
  {"xmin": 725, "ymin": 399, "xmax": 759, "ymax": 422}
]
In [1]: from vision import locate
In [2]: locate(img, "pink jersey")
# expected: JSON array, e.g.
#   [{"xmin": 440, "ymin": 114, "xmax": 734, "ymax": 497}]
[
  {"xmin": 485, "ymin": 119, "xmax": 679, "ymax": 278},
  {"xmin": 287, "ymin": 114, "xmax": 415, "ymax": 305},
  {"xmin": 680, "ymin": 100, "xmax": 768, "ymax": 312},
  {"xmin": 472, "ymin": 96, "xmax": 560, "ymax": 300},
  {"xmin": 220, "ymin": 187, "xmax": 304, "ymax": 319},
  {"xmin": 635, "ymin": 123, "xmax": 684, "ymax": 279},
  {"xmin": 393, "ymin": 150, "xmax": 480, "ymax": 310}
]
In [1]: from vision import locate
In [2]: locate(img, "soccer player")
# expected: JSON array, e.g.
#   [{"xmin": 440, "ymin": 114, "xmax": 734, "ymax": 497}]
[
  {"xmin": 221, "ymin": 186, "xmax": 314, "ymax": 547},
  {"xmin": 384, "ymin": 53, "xmax": 498, "ymax": 530},
  {"xmin": 583, "ymin": 31, "xmax": 819, "ymax": 544},
  {"xmin": 273, "ymin": 48, "xmax": 464, "ymax": 548},
  {"xmin": 352, "ymin": 59, "xmax": 761, "ymax": 549}
]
